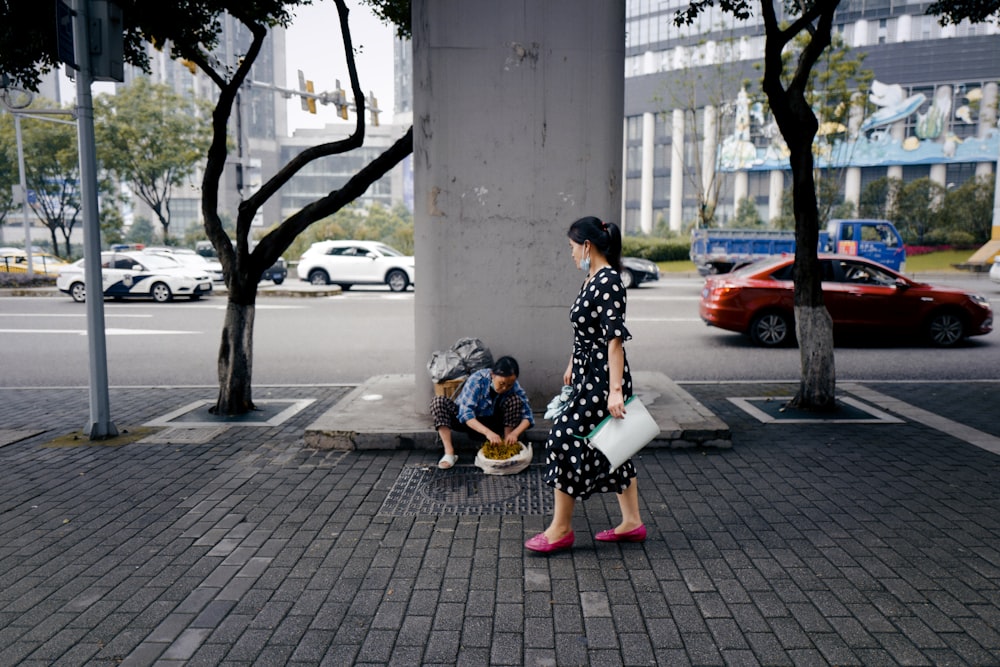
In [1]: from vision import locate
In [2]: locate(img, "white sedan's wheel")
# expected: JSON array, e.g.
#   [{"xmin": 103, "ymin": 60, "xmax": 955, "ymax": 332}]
[
  {"xmin": 70, "ymin": 282, "xmax": 86, "ymax": 303},
  {"xmin": 151, "ymin": 282, "xmax": 172, "ymax": 303},
  {"xmin": 387, "ymin": 269, "xmax": 409, "ymax": 292}
]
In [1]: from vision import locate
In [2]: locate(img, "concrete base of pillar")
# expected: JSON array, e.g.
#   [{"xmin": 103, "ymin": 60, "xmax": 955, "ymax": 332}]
[
  {"xmin": 954, "ymin": 238, "xmax": 1000, "ymax": 271},
  {"xmin": 304, "ymin": 371, "xmax": 731, "ymax": 451}
]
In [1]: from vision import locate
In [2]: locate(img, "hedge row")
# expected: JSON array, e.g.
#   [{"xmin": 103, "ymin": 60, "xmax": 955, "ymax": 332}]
[
  {"xmin": 621, "ymin": 236, "xmax": 691, "ymax": 262},
  {"xmin": 0, "ymin": 273, "xmax": 57, "ymax": 288}
]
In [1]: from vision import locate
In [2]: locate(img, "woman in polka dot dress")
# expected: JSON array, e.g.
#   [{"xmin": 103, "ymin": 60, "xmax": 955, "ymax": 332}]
[{"xmin": 525, "ymin": 216, "xmax": 647, "ymax": 554}]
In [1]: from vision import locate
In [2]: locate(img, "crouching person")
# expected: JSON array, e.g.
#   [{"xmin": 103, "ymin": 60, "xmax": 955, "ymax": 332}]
[{"xmin": 430, "ymin": 356, "xmax": 534, "ymax": 469}]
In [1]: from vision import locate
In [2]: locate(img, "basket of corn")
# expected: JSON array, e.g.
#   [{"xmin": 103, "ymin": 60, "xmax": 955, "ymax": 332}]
[{"xmin": 474, "ymin": 440, "xmax": 533, "ymax": 475}]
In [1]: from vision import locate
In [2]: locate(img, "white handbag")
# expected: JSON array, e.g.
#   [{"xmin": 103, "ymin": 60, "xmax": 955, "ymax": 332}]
[{"xmin": 585, "ymin": 396, "xmax": 659, "ymax": 471}]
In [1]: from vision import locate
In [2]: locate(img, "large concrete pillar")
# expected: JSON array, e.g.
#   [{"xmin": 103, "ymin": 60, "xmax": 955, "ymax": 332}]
[
  {"xmin": 412, "ymin": 0, "xmax": 625, "ymax": 408},
  {"xmin": 670, "ymin": 108, "xmax": 684, "ymax": 231},
  {"xmin": 768, "ymin": 170, "xmax": 784, "ymax": 223},
  {"xmin": 733, "ymin": 171, "xmax": 749, "ymax": 217},
  {"xmin": 977, "ymin": 83, "xmax": 1000, "ymax": 240},
  {"xmin": 701, "ymin": 105, "xmax": 717, "ymax": 197},
  {"xmin": 640, "ymin": 111, "xmax": 655, "ymax": 234},
  {"xmin": 844, "ymin": 167, "xmax": 861, "ymax": 214}
]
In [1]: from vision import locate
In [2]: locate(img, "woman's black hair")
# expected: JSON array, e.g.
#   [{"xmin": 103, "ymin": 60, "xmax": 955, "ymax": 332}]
[
  {"xmin": 567, "ymin": 216, "xmax": 622, "ymax": 272},
  {"xmin": 492, "ymin": 355, "xmax": 520, "ymax": 377}
]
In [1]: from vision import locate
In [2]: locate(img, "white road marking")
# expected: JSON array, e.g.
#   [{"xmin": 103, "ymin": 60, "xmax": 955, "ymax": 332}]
[
  {"xmin": 629, "ymin": 317, "xmax": 701, "ymax": 323},
  {"xmin": 628, "ymin": 295, "xmax": 701, "ymax": 301},
  {"xmin": 0, "ymin": 313, "xmax": 152, "ymax": 318},
  {"xmin": 0, "ymin": 329, "xmax": 200, "ymax": 336}
]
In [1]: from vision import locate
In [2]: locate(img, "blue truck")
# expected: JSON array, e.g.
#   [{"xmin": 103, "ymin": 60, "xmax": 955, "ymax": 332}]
[{"xmin": 690, "ymin": 219, "xmax": 906, "ymax": 275}]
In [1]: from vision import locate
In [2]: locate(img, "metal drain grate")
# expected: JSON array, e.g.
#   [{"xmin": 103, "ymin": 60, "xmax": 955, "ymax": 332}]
[{"xmin": 379, "ymin": 465, "xmax": 554, "ymax": 516}]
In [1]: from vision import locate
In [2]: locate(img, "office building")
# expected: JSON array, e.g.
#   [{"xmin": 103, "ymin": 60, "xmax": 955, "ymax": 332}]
[{"xmin": 623, "ymin": 0, "xmax": 1000, "ymax": 234}]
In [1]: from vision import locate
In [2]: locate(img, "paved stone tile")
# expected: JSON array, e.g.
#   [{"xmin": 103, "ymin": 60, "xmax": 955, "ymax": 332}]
[{"xmin": 0, "ymin": 384, "xmax": 999, "ymax": 664}]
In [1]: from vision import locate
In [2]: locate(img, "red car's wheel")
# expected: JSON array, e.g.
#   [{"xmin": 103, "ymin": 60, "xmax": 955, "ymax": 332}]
[
  {"xmin": 926, "ymin": 310, "xmax": 965, "ymax": 347},
  {"xmin": 750, "ymin": 311, "xmax": 793, "ymax": 347}
]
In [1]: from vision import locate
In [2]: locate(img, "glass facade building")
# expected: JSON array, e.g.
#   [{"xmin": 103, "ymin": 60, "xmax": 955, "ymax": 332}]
[{"xmin": 622, "ymin": 0, "xmax": 1000, "ymax": 234}]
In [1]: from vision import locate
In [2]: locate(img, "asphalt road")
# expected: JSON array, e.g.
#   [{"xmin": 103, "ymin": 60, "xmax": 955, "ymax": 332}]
[{"xmin": 1, "ymin": 276, "xmax": 998, "ymax": 387}]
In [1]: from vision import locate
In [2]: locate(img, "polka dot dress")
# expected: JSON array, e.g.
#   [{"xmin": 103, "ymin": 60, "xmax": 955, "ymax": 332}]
[{"xmin": 543, "ymin": 266, "xmax": 636, "ymax": 500}]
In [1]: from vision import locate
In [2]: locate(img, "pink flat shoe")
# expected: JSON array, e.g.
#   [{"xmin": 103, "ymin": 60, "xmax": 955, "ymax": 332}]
[
  {"xmin": 595, "ymin": 524, "xmax": 647, "ymax": 543},
  {"xmin": 524, "ymin": 531, "xmax": 575, "ymax": 553}
]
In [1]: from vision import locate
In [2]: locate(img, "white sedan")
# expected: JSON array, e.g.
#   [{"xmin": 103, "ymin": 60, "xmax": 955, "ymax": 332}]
[
  {"xmin": 143, "ymin": 247, "xmax": 225, "ymax": 283},
  {"xmin": 991, "ymin": 256, "xmax": 1000, "ymax": 284},
  {"xmin": 296, "ymin": 240, "xmax": 415, "ymax": 292},
  {"xmin": 56, "ymin": 251, "xmax": 214, "ymax": 303}
]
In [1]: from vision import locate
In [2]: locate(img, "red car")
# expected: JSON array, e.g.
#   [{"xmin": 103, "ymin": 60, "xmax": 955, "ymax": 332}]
[{"xmin": 699, "ymin": 255, "xmax": 993, "ymax": 347}]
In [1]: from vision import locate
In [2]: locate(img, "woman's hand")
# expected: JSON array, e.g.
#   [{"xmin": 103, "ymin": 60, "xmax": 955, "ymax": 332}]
[
  {"xmin": 484, "ymin": 430, "xmax": 503, "ymax": 445},
  {"xmin": 608, "ymin": 387, "xmax": 626, "ymax": 419},
  {"xmin": 563, "ymin": 359, "xmax": 573, "ymax": 386}
]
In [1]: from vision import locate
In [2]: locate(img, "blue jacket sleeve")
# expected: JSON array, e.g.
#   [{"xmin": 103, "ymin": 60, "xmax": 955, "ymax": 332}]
[{"xmin": 513, "ymin": 382, "xmax": 535, "ymax": 426}]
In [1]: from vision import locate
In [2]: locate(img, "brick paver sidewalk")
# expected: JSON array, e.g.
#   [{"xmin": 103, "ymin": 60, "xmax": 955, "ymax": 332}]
[{"xmin": 0, "ymin": 382, "xmax": 998, "ymax": 666}]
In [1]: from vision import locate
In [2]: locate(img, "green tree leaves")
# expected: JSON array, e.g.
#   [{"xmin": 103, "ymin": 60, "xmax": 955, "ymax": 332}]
[{"xmin": 94, "ymin": 78, "xmax": 212, "ymax": 242}]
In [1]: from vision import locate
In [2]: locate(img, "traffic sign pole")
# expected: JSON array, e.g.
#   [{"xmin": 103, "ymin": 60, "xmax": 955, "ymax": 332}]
[{"xmin": 73, "ymin": 0, "xmax": 118, "ymax": 439}]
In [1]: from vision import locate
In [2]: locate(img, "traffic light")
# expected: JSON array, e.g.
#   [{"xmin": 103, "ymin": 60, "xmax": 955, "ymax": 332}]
[
  {"xmin": 334, "ymin": 80, "xmax": 349, "ymax": 120},
  {"xmin": 368, "ymin": 92, "xmax": 380, "ymax": 127},
  {"xmin": 89, "ymin": 0, "xmax": 124, "ymax": 82},
  {"xmin": 305, "ymin": 80, "xmax": 317, "ymax": 115},
  {"xmin": 297, "ymin": 70, "xmax": 316, "ymax": 114}
]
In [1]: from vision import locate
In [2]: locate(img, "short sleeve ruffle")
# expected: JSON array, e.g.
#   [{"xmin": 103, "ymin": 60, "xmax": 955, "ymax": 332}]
[{"xmin": 593, "ymin": 270, "xmax": 631, "ymax": 344}]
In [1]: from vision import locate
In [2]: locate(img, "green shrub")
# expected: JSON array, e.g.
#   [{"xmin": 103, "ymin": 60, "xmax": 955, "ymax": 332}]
[
  {"xmin": 0, "ymin": 273, "xmax": 57, "ymax": 288},
  {"xmin": 622, "ymin": 236, "xmax": 691, "ymax": 262}
]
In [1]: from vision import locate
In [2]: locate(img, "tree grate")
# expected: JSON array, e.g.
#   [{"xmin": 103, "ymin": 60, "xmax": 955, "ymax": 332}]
[{"xmin": 379, "ymin": 464, "xmax": 554, "ymax": 516}]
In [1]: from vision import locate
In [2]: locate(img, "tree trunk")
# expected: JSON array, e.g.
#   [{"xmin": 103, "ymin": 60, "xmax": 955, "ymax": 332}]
[
  {"xmin": 793, "ymin": 304, "xmax": 836, "ymax": 410},
  {"xmin": 760, "ymin": 0, "xmax": 841, "ymax": 412},
  {"xmin": 212, "ymin": 282, "xmax": 257, "ymax": 415},
  {"xmin": 786, "ymin": 141, "xmax": 838, "ymax": 412}
]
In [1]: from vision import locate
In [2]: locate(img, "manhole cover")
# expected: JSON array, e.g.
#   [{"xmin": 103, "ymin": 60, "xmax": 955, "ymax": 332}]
[{"xmin": 379, "ymin": 465, "xmax": 554, "ymax": 516}]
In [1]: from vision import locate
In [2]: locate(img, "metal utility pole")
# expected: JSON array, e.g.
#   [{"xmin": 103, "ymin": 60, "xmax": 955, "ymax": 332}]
[
  {"xmin": 73, "ymin": 0, "xmax": 117, "ymax": 439},
  {"xmin": 13, "ymin": 114, "xmax": 33, "ymax": 279}
]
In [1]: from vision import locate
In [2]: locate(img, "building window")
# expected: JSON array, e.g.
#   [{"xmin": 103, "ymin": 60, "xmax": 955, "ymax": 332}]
[
  {"xmin": 653, "ymin": 176, "xmax": 671, "ymax": 200},
  {"xmin": 627, "ymin": 116, "xmax": 643, "ymax": 142},
  {"xmin": 945, "ymin": 162, "xmax": 977, "ymax": 188},
  {"xmin": 627, "ymin": 146, "xmax": 643, "ymax": 172},
  {"xmin": 654, "ymin": 142, "xmax": 671, "ymax": 169}
]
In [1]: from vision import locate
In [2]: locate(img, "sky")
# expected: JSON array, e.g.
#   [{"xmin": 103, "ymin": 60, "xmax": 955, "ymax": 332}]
[{"xmin": 282, "ymin": 0, "xmax": 398, "ymax": 135}]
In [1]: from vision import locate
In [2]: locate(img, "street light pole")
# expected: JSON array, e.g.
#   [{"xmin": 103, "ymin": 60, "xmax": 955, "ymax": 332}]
[
  {"xmin": 13, "ymin": 114, "xmax": 34, "ymax": 280},
  {"xmin": 73, "ymin": 0, "xmax": 117, "ymax": 439}
]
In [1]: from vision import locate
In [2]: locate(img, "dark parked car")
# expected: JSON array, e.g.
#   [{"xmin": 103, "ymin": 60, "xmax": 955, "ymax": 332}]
[
  {"xmin": 195, "ymin": 241, "xmax": 288, "ymax": 285},
  {"xmin": 699, "ymin": 254, "xmax": 993, "ymax": 347},
  {"xmin": 620, "ymin": 257, "xmax": 660, "ymax": 289}
]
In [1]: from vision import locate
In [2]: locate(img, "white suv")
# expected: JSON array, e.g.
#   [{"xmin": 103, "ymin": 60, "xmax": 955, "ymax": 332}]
[{"xmin": 296, "ymin": 240, "xmax": 415, "ymax": 292}]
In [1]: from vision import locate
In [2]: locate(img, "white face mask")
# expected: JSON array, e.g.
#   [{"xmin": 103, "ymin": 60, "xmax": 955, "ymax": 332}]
[{"xmin": 579, "ymin": 242, "xmax": 591, "ymax": 273}]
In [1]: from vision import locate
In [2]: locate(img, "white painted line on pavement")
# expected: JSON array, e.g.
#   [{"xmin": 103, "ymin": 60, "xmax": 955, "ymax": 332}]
[
  {"xmin": 842, "ymin": 383, "xmax": 1000, "ymax": 456},
  {"xmin": 729, "ymin": 395, "xmax": 903, "ymax": 424},
  {"xmin": 0, "ymin": 329, "xmax": 201, "ymax": 335},
  {"xmin": 144, "ymin": 398, "xmax": 316, "ymax": 427},
  {"xmin": 1, "ymin": 313, "xmax": 152, "ymax": 318}
]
